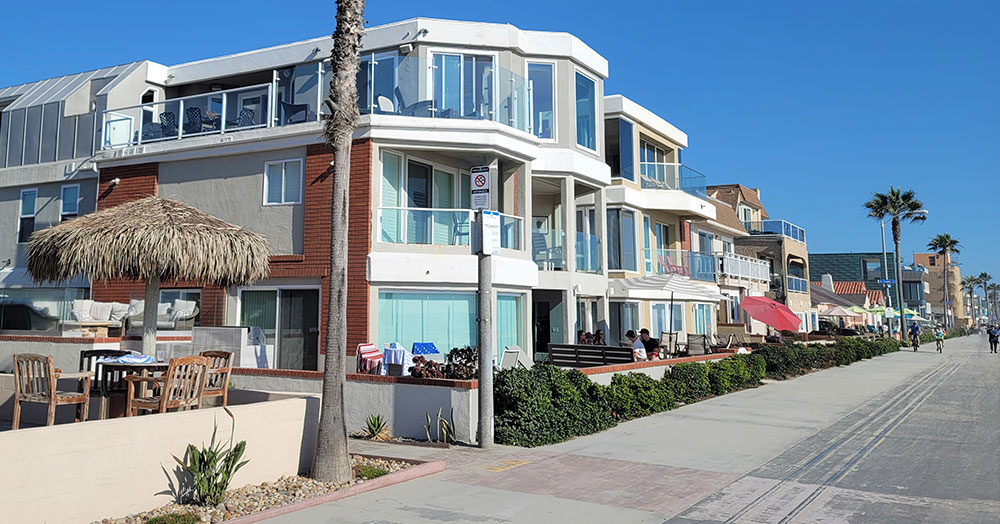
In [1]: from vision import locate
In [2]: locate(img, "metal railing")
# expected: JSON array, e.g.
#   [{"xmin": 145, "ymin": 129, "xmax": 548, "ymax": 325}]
[
  {"xmin": 357, "ymin": 54, "xmax": 531, "ymax": 133},
  {"xmin": 788, "ymin": 275, "xmax": 810, "ymax": 293},
  {"xmin": 743, "ymin": 220, "xmax": 807, "ymax": 244},
  {"xmin": 717, "ymin": 252, "xmax": 770, "ymax": 282},
  {"xmin": 638, "ymin": 163, "xmax": 708, "ymax": 199},
  {"xmin": 532, "ymin": 226, "xmax": 564, "ymax": 270},
  {"xmin": 645, "ymin": 249, "xmax": 716, "ymax": 282}
]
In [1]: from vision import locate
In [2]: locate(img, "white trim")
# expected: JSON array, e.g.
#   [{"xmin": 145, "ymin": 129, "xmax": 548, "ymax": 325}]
[
  {"xmin": 262, "ymin": 158, "xmax": 304, "ymax": 205},
  {"xmin": 604, "ymin": 94, "xmax": 688, "ymax": 148},
  {"xmin": 17, "ymin": 187, "xmax": 37, "ymax": 244},
  {"xmin": 573, "ymin": 69, "xmax": 599, "ymax": 154},
  {"xmin": 525, "ymin": 59, "xmax": 558, "ymax": 143}
]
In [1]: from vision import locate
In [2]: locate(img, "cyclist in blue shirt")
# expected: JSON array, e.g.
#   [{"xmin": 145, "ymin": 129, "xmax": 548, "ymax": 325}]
[{"xmin": 908, "ymin": 323, "xmax": 921, "ymax": 351}]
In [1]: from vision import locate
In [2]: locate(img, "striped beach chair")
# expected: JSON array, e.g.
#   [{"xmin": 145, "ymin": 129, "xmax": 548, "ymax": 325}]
[{"xmin": 356, "ymin": 343, "xmax": 383, "ymax": 375}]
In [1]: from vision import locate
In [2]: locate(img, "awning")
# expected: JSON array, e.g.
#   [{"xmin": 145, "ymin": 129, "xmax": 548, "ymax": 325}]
[
  {"xmin": 609, "ymin": 274, "xmax": 725, "ymax": 302},
  {"xmin": 0, "ymin": 267, "xmax": 89, "ymax": 289}
]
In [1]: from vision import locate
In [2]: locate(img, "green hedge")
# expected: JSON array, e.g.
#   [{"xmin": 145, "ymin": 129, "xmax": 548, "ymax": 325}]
[{"xmin": 494, "ymin": 339, "xmax": 899, "ymax": 447}]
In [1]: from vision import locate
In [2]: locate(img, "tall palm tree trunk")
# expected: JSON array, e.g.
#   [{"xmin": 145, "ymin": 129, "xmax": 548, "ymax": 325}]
[
  {"xmin": 892, "ymin": 217, "xmax": 905, "ymax": 337},
  {"xmin": 313, "ymin": 0, "xmax": 365, "ymax": 484}
]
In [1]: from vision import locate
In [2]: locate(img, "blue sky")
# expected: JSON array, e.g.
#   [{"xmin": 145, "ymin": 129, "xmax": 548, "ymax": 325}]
[{"xmin": 2, "ymin": 1, "xmax": 996, "ymax": 285}]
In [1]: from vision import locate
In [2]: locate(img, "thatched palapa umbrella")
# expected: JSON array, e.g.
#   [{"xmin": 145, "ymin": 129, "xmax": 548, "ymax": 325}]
[{"xmin": 27, "ymin": 196, "xmax": 271, "ymax": 356}]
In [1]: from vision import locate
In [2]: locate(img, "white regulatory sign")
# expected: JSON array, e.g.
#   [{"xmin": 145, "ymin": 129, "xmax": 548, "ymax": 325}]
[
  {"xmin": 481, "ymin": 210, "xmax": 501, "ymax": 255},
  {"xmin": 470, "ymin": 165, "xmax": 490, "ymax": 210}
]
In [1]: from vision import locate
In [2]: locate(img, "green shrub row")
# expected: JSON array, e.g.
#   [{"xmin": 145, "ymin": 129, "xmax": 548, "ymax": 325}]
[
  {"xmin": 495, "ymin": 339, "xmax": 902, "ymax": 447},
  {"xmin": 918, "ymin": 327, "xmax": 968, "ymax": 344}
]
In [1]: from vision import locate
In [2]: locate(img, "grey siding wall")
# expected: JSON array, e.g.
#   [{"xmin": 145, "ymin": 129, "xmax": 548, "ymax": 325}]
[
  {"xmin": 157, "ymin": 148, "xmax": 306, "ymax": 255},
  {"xmin": 0, "ymin": 178, "xmax": 97, "ymax": 265}
]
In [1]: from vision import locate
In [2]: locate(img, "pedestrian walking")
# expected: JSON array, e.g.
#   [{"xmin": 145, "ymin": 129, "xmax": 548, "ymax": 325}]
[{"xmin": 988, "ymin": 325, "xmax": 999, "ymax": 353}]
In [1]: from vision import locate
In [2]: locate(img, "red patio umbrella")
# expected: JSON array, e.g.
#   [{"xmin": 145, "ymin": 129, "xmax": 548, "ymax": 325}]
[{"xmin": 741, "ymin": 296, "xmax": 802, "ymax": 331}]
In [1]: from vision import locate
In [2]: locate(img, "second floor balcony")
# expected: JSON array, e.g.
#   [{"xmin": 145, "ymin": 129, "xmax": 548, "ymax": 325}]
[
  {"xmin": 645, "ymin": 249, "xmax": 716, "ymax": 282},
  {"xmin": 531, "ymin": 227, "xmax": 602, "ymax": 273},
  {"xmin": 787, "ymin": 275, "xmax": 810, "ymax": 293},
  {"xmin": 718, "ymin": 252, "xmax": 770, "ymax": 282},
  {"xmin": 638, "ymin": 163, "xmax": 707, "ymax": 199},
  {"xmin": 743, "ymin": 219, "xmax": 807, "ymax": 244},
  {"xmin": 377, "ymin": 207, "xmax": 523, "ymax": 252}
]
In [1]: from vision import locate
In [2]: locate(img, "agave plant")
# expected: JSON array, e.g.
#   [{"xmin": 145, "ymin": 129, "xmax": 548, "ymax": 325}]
[
  {"xmin": 173, "ymin": 408, "xmax": 249, "ymax": 506},
  {"xmin": 364, "ymin": 414, "xmax": 391, "ymax": 441}
]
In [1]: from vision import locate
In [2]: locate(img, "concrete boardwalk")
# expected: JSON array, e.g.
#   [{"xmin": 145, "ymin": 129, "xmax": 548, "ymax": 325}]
[{"xmin": 266, "ymin": 335, "xmax": 1000, "ymax": 523}]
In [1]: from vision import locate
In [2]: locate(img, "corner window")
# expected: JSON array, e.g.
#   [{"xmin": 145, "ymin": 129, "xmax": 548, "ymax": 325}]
[
  {"xmin": 264, "ymin": 159, "xmax": 303, "ymax": 205},
  {"xmin": 61, "ymin": 184, "xmax": 80, "ymax": 222},
  {"xmin": 607, "ymin": 208, "xmax": 637, "ymax": 271},
  {"xmin": 18, "ymin": 189, "xmax": 37, "ymax": 243},
  {"xmin": 574, "ymin": 72, "xmax": 596, "ymax": 150},
  {"xmin": 861, "ymin": 258, "xmax": 883, "ymax": 280},
  {"xmin": 528, "ymin": 63, "xmax": 554, "ymax": 139},
  {"xmin": 607, "ymin": 118, "xmax": 635, "ymax": 180}
]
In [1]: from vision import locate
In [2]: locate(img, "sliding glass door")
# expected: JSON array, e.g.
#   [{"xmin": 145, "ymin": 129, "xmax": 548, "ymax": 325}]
[{"xmin": 240, "ymin": 288, "xmax": 320, "ymax": 370}]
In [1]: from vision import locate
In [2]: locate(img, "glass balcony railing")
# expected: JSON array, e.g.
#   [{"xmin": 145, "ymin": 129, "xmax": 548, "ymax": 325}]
[
  {"xmin": 645, "ymin": 249, "xmax": 717, "ymax": 282},
  {"xmin": 378, "ymin": 207, "xmax": 473, "ymax": 246},
  {"xmin": 717, "ymin": 252, "xmax": 770, "ymax": 281},
  {"xmin": 532, "ymin": 226, "xmax": 564, "ymax": 270},
  {"xmin": 499, "ymin": 213, "xmax": 522, "ymax": 250},
  {"xmin": 788, "ymin": 275, "xmax": 810, "ymax": 293},
  {"xmin": 0, "ymin": 287, "xmax": 89, "ymax": 332},
  {"xmin": 102, "ymin": 84, "xmax": 278, "ymax": 148},
  {"xmin": 357, "ymin": 54, "xmax": 531, "ymax": 133},
  {"xmin": 743, "ymin": 220, "xmax": 807, "ymax": 243},
  {"xmin": 638, "ymin": 163, "xmax": 708, "ymax": 199},
  {"xmin": 575, "ymin": 232, "xmax": 602, "ymax": 273}
]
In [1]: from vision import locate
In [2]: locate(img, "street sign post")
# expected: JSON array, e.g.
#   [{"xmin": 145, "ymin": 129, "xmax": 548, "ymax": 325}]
[
  {"xmin": 470, "ymin": 165, "xmax": 490, "ymax": 210},
  {"xmin": 877, "ymin": 279, "xmax": 895, "ymax": 285}
]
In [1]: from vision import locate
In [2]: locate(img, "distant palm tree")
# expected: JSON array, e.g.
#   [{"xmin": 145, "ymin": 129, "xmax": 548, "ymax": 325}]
[
  {"xmin": 962, "ymin": 275, "xmax": 979, "ymax": 322},
  {"xmin": 978, "ymin": 273, "xmax": 993, "ymax": 322},
  {"xmin": 865, "ymin": 187, "xmax": 926, "ymax": 332},
  {"xmin": 927, "ymin": 234, "xmax": 961, "ymax": 328}
]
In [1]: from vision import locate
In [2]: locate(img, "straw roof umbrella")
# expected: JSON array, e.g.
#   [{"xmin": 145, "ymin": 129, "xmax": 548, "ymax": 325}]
[{"xmin": 27, "ymin": 196, "xmax": 271, "ymax": 356}]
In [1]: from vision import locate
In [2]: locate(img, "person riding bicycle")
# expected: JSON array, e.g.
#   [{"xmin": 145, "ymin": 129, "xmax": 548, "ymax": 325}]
[
  {"xmin": 933, "ymin": 325, "xmax": 945, "ymax": 353},
  {"xmin": 908, "ymin": 323, "xmax": 921, "ymax": 350}
]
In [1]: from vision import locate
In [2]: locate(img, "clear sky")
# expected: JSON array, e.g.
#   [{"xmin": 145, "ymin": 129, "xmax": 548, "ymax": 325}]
[{"xmin": 2, "ymin": 1, "xmax": 996, "ymax": 285}]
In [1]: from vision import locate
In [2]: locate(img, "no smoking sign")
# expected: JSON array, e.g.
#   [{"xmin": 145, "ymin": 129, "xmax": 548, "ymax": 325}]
[{"xmin": 470, "ymin": 165, "xmax": 490, "ymax": 210}]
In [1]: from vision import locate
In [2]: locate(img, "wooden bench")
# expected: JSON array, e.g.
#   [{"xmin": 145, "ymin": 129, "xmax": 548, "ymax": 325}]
[{"xmin": 547, "ymin": 344, "xmax": 636, "ymax": 368}]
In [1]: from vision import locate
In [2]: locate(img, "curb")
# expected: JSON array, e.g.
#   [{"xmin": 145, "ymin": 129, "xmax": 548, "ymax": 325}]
[{"xmin": 222, "ymin": 456, "xmax": 447, "ymax": 523}]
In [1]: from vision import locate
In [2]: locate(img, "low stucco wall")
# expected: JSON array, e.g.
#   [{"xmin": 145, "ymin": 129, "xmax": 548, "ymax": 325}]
[
  {"xmin": 0, "ymin": 336, "xmax": 120, "ymax": 373},
  {"xmin": 231, "ymin": 370, "xmax": 480, "ymax": 444},
  {"xmin": 0, "ymin": 396, "xmax": 319, "ymax": 524}
]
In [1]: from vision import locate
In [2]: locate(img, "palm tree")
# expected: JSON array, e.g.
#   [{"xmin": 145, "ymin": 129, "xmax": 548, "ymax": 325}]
[
  {"xmin": 864, "ymin": 187, "xmax": 926, "ymax": 333},
  {"xmin": 927, "ymin": 234, "xmax": 961, "ymax": 329},
  {"xmin": 978, "ymin": 273, "xmax": 993, "ymax": 322},
  {"xmin": 312, "ymin": 0, "xmax": 365, "ymax": 484},
  {"xmin": 962, "ymin": 275, "xmax": 980, "ymax": 323}
]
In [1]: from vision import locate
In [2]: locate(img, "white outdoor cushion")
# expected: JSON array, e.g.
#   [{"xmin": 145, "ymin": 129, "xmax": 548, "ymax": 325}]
[
  {"xmin": 89, "ymin": 301, "xmax": 114, "ymax": 322},
  {"xmin": 108, "ymin": 302, "xmax": 130, "ymax": 322},
  {"xmin": 73, "ymin": 299, "xmax": 94, "ymax": 313},
  {"xmin": 157, "ymin": 302, "xmax": 170, "ymax": 316},
  {"xmin": 73, "ymin": 308, "xmax": 95, "ymax": 322},
  {"xmin": 128, "ymin": 299, "xmax": 144, "ymax": 316}
]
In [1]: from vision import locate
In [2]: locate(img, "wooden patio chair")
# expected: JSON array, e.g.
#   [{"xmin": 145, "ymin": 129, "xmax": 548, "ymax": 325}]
[
  {"xmin": 125, "ymin": 356, "xmax": 208, "ymax": 416},
  {"xmin": 199, "ymin": 350, "xmax": 234, "ymax": 408},
  {"xmin": 12, "ymin": 353, "xmax": 92, "ymax": 429}
]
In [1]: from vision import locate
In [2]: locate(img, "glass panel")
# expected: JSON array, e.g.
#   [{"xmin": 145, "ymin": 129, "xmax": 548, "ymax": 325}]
[
  {"xmin": 406, "ymin": 161, "xmax": 431, "ymax": 244},
  {"xmin": 652, "ymin": 303, "xmax": 666, "ymax": 337},
  {"xmin": 463, "ymin": 55, "xmax": 494, "ymax": 118},
  {"xmin": 61, "ymin": 186, "xmax": 79, "ymax": 214},
  {"xmin": 532, "ymin": 218, "xmax": 564, "ymax": 270},
  {"xmin": 0, "ymin": 115, "xmax": 8, "ymax": 168},
  {"xmin": 158, "ymin": 289, "xmax": 202, "ymax": 328},
  {"xmin": 380, "ymin": 151, "xmax": 402, "ymax": 242},
  {"xmin": 75, "ymin": 112, "xmax": 95, "ymax": 158},
  {"xmin": 377, "ymin": 291, "xmax": 476, "ymax": 356},
  {"xmin": 500, "ymin": 214, "xmax": 522, "ymax": 250},
  {"xmin": 621, "ymin": 210, "xmax": 636, "ymax": 272},
  {"xmin": 283, "ymin": 160, "xmax": 302, "ymax": 203},
  {"xmin": 18, "ymin": 217, "xmax": 34, "ymax": 244},
  {"xmin": 433, "ymin": 54, "xmax": 461, "ymax": 117},
  {"xmin": 607, "ymin": 209, "xmax": 620, "ymax": 270},
  {"xmin": 528, "ymin": 63, "xmax": 554, "ymax": 139},
  {"xmin": 643, "ymin": 217, "xmax": 651, "ymax": 273},
  {"xmin": 619, "ymin": 119, "xmax": 634, "ymax": 180},
  {"xmin": 279, "ymin": 289, "xmax": 319, "ymax": 371},
  {"xmin": 460, "ymin": 172, "xmax": 471, "ymax": 208},
  {"xmin": 497, "ymin": 294, "xmax": 522, "ymax": 362},
  {"xmin": 265, "ymin": 163, "xmax": 283, "ymax": 204},
  {"xmin": 240, "ymin": 290, "xmax": 277, "ymax": 347},
  {"xmin": 355, "ymin": 57, "xmax": 371, "ymax": 111},
  {"xmin": 21, "ymin": 190, "xmax": 36, "ymax": 216},
  {"xmin": 575, "ymin": 72, "xmax": 596, "ymax": 149},
  {"xmin": 432, "ymin": 170, "xmax": 454, "ymax": 244}
]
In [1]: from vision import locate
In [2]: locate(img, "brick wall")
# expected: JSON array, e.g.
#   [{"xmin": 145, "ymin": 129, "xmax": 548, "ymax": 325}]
[
  {"xmin": 680, "ymin": 221, "xmax": 691, "ymax": 251},
  {"xmin": 98, "ymin": 162, "xmax": 158, "ymax": 208}
]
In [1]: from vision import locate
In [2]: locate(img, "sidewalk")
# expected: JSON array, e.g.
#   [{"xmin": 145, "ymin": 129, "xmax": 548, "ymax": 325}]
[{"xmin": 262, "ymin": 335, "xmax": 998, "ymax": 523}]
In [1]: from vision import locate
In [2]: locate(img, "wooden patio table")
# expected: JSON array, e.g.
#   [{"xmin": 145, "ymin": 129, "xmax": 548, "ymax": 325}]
[{"xmin": 97, "ymin": 362, "xmax": 170, "ymax": 419}]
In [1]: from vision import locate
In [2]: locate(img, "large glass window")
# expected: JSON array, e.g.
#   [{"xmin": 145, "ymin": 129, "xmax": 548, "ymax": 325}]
[
  {"xmin": 618, "ymin": 119, "xmax": 634, "ymax": 180},
  {"xmin": 575, "ymin": 72, "xmax": 596, "ymax": 150},
  {"xmin": 18, "ymin": 189, "xmax": 37, "ymax": 244},
  {"xmin": 528, "ymin": 63, "xmax": 554, "ymax": 139},
  {"xmin": 609, "ymin": 301, "xmax": 639, "ymax": 345},
  {"xmin": 640, "ymin": 139, "xmax": 668, "ymax": 186},
  {"xmin": 432, "ymin": 53, "xmax": 494, "ymax": 119},
  {"xmin": 643, "ymin": 217, "xmax": 651, "ymax": 273},
  {"xmin": 357, "ymin": 53, "xmax": 398, "ymax": 113},
  {"xmin": 264, "ymin": 159, "xmax": 303, "ymax": 204},
  {"xmin": 607, "ymin": 208, "xmax": 637, "ymax": 271},
  {"xmin": 693, "ymin": 303, "xmax": 713, "ymax": 335},
  {"xmin": 158, "ymin": 289, "xmax": 202, "ymax": 328},
  {"xmin": 240, "ymin": 288, "xmax": 319, "ymax": 370},
  {"xmin": 651, "ymin": 303, "xmax": 684, "ymax": 336},
  {"xmin": 377, "ymin": 291, "xmax": 477, "ymax": 355},
  {"xmin": 497, "ymin": 294, "xmax": 523, "ymax": 360},
  {"xmin": 61, "ymin": 185, "xmax": 79, "ymax": 222}
]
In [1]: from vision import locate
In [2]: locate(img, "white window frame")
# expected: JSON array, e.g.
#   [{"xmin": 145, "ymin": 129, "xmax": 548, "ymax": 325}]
[
  {"xmin": 262, "ymin": 158, "xmax": 304, "ymax": 205},
  {"xmin": 573, "ymin": 68, "xmax": 600, "ymax": 153},
  {"xmin": 737, "ymin": 204, "xmax": 753, "ymax": 224},
  {"xmin": 60, "ymin": 183, "xmax": 80, "ymax": 222},
  {"xmin": 18, "ymin": 188, "xmax": 38, "ymax": 244},
  {"xmin": 650, "ymin": 301, "xmax": 685, "ymax": 335},
  {"xmin": 525, "ymin": 59, "xmax": 558, "ymax": 142}
]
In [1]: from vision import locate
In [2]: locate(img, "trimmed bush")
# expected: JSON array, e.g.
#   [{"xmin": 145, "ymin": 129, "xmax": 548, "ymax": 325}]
[
  {"xmin": 666, "ymin": 362, "xmax": 711, "ymax": 403},
  {"xmin": 754, "ymin": 339, "xmax": 901, "ymax": 379},
  {"xmin": 607, "ymin": 373, "xmax": 675, "ymax": 420}
]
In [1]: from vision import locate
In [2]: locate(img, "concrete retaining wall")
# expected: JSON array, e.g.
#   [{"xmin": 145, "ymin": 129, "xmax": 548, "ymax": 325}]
[
  {"xmin": 0, "ymin": 395, "xmax": 320, "ymax": 524},
  {"xmin": 0, "ymin": 337, "xmax": 120, "ymax": 373}
]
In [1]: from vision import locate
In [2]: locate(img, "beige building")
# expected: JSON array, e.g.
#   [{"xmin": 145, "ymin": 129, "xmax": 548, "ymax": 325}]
[{"xmin": 912, "ymin": 252, "xmax": 968, "ymax": 327}]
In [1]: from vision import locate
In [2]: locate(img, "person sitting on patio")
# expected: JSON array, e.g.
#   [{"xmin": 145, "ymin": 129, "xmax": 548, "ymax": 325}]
[
  {"xmin": 626, "ymin": 330, "xmax": 647, "ymax": 361},
  {"xmin": 592, "ymin": 329, "xmax": 606, "ymax": 346},
  {"xmin": 640, "ymin": 328, "xmax": 660, "ymax": 360}
]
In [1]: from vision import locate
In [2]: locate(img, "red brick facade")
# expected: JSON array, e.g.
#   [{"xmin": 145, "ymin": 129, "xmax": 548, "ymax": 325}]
[
  {"xmin": 680, "ymin": 220, "xmax": 691, "ymax": 251},
  {"xmin": 91, "ymin": 139, "xmax": 374, "ymax": 359}
]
